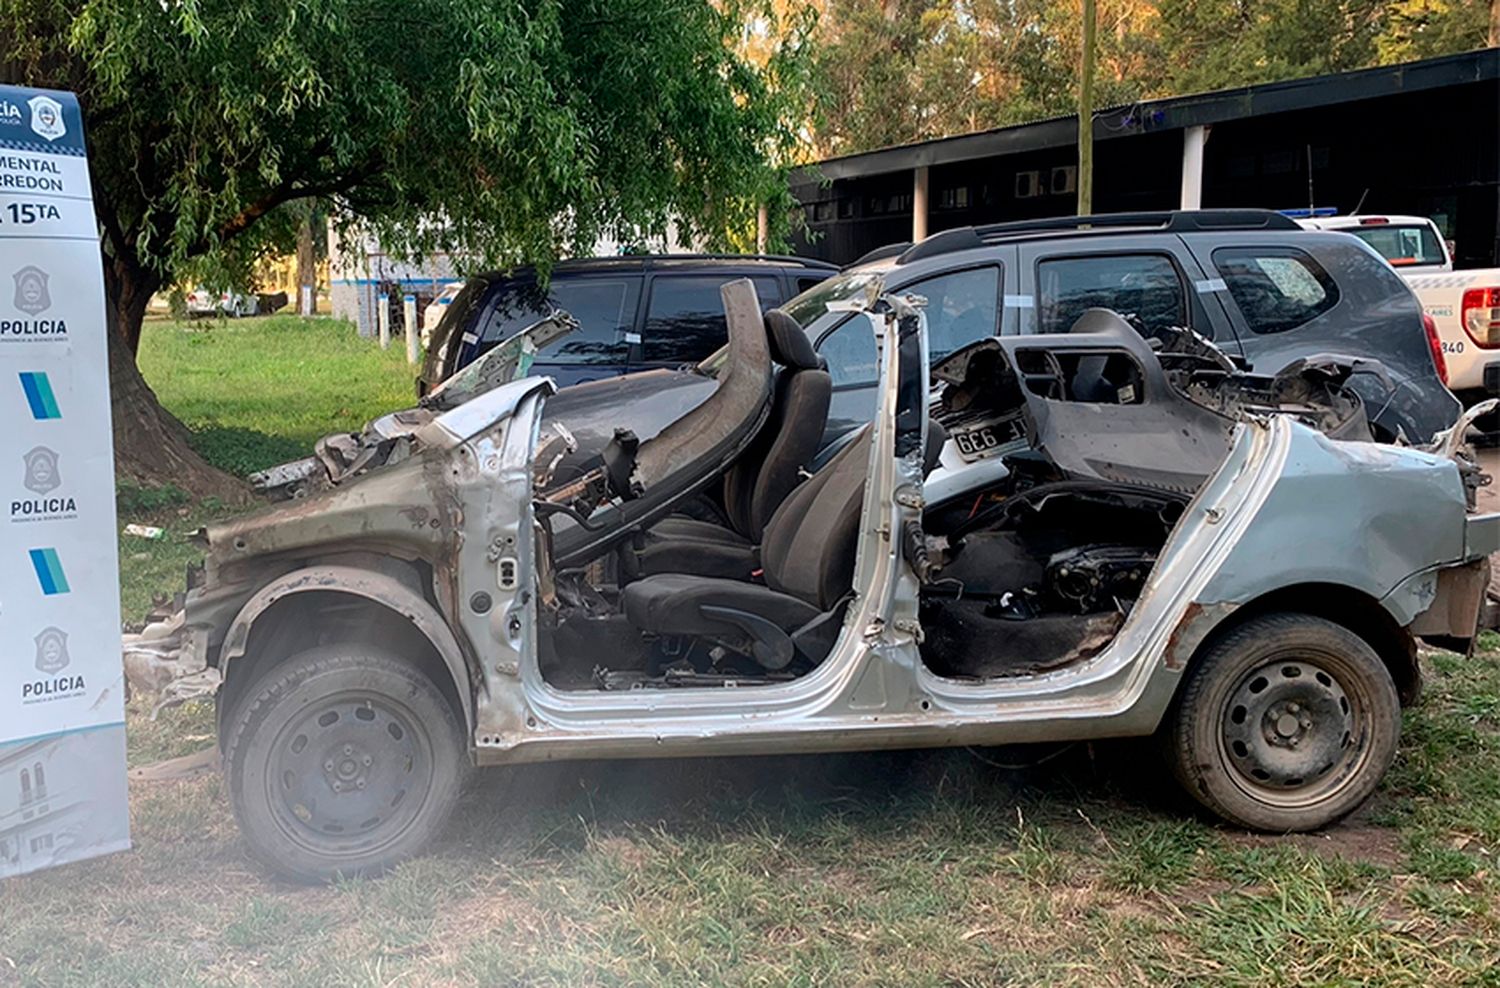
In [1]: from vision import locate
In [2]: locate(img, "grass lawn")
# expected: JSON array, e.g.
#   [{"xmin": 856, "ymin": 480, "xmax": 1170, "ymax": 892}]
[
  {"xmin": 2, "ymin": 316, "xmax": 1497, "ymax": 986},
  {"xmin": 115, "ymin": 315, "xmax": 418, "ymax": 622}
]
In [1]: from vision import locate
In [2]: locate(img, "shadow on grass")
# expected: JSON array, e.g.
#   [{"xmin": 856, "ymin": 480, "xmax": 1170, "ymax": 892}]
[
  {"xmin": 187, "ymin": 425, "xmax": 312, "ymax": 477},
  {"xmin": 441, "ymin": 739, "xmax": 1185, "ymax": 860}
]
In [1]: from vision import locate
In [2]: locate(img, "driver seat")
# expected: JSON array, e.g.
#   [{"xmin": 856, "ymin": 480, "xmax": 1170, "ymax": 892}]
[{"xmin": 621, "ymin": 419, "xmax": 946, "ymax": 670}]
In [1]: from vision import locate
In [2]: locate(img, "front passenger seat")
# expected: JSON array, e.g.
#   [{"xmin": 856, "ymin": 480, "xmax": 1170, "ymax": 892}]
[{"xmin": 625, "ymin": 309, "xmax": 831, "ymax": 579}]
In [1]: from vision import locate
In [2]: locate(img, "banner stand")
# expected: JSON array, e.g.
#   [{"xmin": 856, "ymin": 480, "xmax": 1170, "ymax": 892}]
[{"xmin": 0, "ymin": 86, "xmax": 130, "ymax": 877}]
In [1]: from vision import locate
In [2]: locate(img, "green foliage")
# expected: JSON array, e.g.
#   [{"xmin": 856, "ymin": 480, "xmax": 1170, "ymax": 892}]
[
  {"xmin": 805, "ymin": 0, "xmax": 1490, "ymax": 157},
  {"xmin": 115, "ymin": 480, "xmax": 190, "ymax": 515},
  {"xmin": 0, "ymin": 0, "xmax": 813, "ymax": 309}
]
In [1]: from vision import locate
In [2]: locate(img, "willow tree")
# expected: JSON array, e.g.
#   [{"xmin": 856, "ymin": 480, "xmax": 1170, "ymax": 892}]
[{"xmin": 1, "ymin": 0, "xmax": 811, "ymax": 495}]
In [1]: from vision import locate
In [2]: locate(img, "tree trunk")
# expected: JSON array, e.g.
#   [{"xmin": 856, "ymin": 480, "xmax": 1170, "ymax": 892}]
[
  {"xmin": 104, "ymin": 263, "xmax": 249, "ymax": 502},
  {"xmin": 296, "ymin": 210, "xmax": 317, "ymax": 316}
]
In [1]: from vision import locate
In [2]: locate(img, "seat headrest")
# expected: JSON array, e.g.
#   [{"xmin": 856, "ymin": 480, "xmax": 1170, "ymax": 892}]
[{"xmin": 764, "ymin": 309, "xmax": 819, "ymax": 370}]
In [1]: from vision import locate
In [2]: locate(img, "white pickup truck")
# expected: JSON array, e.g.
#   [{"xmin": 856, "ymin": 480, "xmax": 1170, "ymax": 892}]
[{"xmin": 1297, "ymin": 214, "xmax": 1500, "ymax": 397}]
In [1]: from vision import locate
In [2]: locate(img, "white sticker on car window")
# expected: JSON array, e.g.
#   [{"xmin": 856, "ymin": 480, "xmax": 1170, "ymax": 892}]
[
  {"xmin": 1004, "ymin": 294, "xmax": 1035, "ymax": 308},
  {"xmin": 1195, "ymin": 278, "xmax": 1228, "ymax": 293}
]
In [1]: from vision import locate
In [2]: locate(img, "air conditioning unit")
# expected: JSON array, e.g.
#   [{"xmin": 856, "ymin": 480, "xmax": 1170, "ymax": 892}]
[
  {"xmin": 1015, "ymin": 170, "xmax": 1042, "ymax": 199},
  {"xmin": 1051, "ymin": 166, "xmax": 1077, "ymax": 196}
]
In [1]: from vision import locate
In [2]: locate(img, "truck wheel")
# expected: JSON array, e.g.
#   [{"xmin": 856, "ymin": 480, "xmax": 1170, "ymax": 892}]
[
  {"xmin": 1164, "ymin": 613, "xmax": 1400, "ymax": 832},
  {"xmin": 221, "ymin": 645, "xmax": 466, "ymax": 882}
]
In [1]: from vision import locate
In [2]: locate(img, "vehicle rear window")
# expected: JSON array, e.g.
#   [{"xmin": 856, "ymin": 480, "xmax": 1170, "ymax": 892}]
[
  {"xmin": 1212, "ymin": 248, "xmax": 1339, "ymax": 335},
  {"xmin": 1348, "ymin": 224, "xmax": 1445, "ymax": 268},
  {"xmin": 1036, "ymin": 254, "xmax": 1186, "ymax": 335},
  {"xmin": 478, "ymin": 276, "xmax": 640, "ymax": 365},
  {"xmin": 641, "ymin": 275, "xmax": 781, "ymax": 363}
]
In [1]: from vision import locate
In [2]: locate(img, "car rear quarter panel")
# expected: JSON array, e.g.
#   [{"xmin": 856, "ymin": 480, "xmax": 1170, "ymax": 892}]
[{"xmin": 1194, "ymin": 426, "xmax": 1468, "ymax": 608}]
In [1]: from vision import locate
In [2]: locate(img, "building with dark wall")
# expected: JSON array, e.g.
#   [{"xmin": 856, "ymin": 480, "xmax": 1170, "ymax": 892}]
[{"xmin": 791, "ymin": 49, "xmax": 1499, "ymax": 269}]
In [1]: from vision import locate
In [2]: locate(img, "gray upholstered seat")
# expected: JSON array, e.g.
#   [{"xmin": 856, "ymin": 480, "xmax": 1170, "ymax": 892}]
[{"xmin": 621, "ymin": 420, "xmax": 946, "ymax": 669}]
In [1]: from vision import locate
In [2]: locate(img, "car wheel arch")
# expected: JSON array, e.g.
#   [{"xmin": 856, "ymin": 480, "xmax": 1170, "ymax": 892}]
[
  {"xmin": 1176, "ymin": 582, "xmax": 1420, "ymax": 709},
  {"xmin": 214, "ymin": 564, "xmax": 475, "ymax": 744}
]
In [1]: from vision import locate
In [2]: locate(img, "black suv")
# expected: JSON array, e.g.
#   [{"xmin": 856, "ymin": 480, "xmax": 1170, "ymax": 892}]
[
  {"xmin": 787, "ymin": 210, "xmax": 1460, "ymax": 446},
  {"xmin": 420, "ymin": 254, "xmax": 838, "ymax": 391}
]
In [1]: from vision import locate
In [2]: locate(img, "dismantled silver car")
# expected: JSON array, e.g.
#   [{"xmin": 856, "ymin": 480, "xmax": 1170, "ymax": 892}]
[{"xmin": 127, "ymin": 280, "xmax": 1498, "ymax": 882}]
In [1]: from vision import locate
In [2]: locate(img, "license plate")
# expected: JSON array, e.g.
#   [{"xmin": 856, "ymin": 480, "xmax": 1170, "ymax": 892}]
[{"xmin": 951, "ymin": 416, "xmax": 1023, "ymax": 462}]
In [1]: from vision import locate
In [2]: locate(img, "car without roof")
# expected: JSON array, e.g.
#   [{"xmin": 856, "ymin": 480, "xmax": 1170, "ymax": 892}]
[{"xmin": 126, "ymin": 279, "xmax": 1497, "ymax": 882}]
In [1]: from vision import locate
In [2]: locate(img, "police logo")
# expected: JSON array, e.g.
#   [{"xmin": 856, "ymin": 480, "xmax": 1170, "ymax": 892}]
[
  {"xmin": 23, "ymin": 446, "xmax": 59, "ymax": 494},
  {"xmin": 13, "ymin": 266, "xmax": 50, "ymax": 316},
  {"xmin": 27, "ymin": 95, "xmax": 65, "ymax": 142},
  {"xmin": 34, "ymin": 627, "xmax": 68, "ymax": 675}
]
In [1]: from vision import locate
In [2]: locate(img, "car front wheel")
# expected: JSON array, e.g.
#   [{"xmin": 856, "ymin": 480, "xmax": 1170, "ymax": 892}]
[
  {"xmin": 221, "ymin": 645, "xmax": 467, "ymax": 882},
  {"xmin": 1164, "ymin": 612, "xmax": 1401, "ymax": 832}
]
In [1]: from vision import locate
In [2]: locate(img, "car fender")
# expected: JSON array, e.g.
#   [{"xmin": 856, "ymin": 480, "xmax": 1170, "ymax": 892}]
[{"xmin": 218, "ymin": 563, "xmax": 474, "ymax": 732}]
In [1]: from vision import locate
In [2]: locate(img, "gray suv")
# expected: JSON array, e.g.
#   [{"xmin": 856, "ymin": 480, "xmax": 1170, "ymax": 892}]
[{"xmin": 788, "ymin": 210, "xmax": 1460, "ymax": 447}]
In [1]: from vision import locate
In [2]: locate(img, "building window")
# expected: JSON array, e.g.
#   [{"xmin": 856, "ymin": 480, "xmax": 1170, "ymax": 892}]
[
  {"xmin": 1050, "ymin": 166, "xmax": 1077, "ymax": 196},
  {"xmin": 29, "ymin": 834, "xmax": 54, "ymax": 854},
  {"xmin": 866, "ymin": 193, "xmax": 913, "ymax": 216},
  {"xmin": 1015, "ymin": 171, "xmax": 1043, "ymax": 199},
  {"xmin": 33, "ymin": 763, "xmax": 48, "ymax": 814},
  {"xmin": 938, "ymin": 186, "xmax": 970, "ymax": 210}
]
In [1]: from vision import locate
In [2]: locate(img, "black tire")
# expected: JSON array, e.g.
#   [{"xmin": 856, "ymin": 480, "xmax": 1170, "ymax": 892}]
[
  {"xmin": 221, "ymin": 644, "xmax": 467, "ymax": 882},
  {"xmin": 1164, "ymin": 612, "xmax": 1400, "ymax": 832}
]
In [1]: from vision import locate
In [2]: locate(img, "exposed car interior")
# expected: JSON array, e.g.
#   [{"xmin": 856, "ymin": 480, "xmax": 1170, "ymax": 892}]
[{"xmin": 529, "ymin": 286, "xmax": 1376, "ymax": 693}]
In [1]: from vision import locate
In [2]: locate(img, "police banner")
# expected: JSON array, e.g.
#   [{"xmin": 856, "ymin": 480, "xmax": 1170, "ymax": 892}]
[{"xmin": 0, "ymin": 85, "xmax": 130, "ymax": 877}]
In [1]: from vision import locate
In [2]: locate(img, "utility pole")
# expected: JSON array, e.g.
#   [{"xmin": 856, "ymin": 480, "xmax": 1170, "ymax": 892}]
[
  {"xmin": 1490, "ymin": 0, "xmax": 1499, "ymax": 47},
  {"xmin": 1078, "ymin": 0, "xmax": 1097, "ymax": 216}
]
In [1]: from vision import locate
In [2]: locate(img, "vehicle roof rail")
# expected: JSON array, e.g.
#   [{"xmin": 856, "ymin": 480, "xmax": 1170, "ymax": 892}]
[
  {"xmin": 846, "ymin": 242, "xmax": 913, "ymax": 268},
  {"xmin": 894, "ymin": 209, "xmax": 1302, "ymax": 265}
]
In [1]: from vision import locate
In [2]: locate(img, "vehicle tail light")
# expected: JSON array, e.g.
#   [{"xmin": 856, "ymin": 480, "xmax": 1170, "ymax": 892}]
[
  {"xmin": 1461, "ymin": 287, "xmax": 1500, "ymax": 349},
  {"xmin": 1422, "ymin": 313, "xmax": 1448, "ymax": 385},
  {"xmin": 1359, "ymin": 216, "xmax": 1389, "ymax": 225}
]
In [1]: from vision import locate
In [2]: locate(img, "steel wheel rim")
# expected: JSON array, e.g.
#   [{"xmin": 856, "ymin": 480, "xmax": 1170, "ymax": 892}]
[
  {"xmin": 265, "ymin": 689, "xmax": 435, "ymax": 859},
  {"xmin": 1217, "ymin": 653, "xmax": 1372, "ymax": 810}
]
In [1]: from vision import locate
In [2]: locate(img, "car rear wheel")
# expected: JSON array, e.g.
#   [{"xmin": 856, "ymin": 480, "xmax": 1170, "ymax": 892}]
[
  {"xmin": 221, "ymin": 645, "xmax": 466, "ymax": 882},
  {"xmin": 1164, "ymin": 612, "xmax": 1400, "ymax": 832}
]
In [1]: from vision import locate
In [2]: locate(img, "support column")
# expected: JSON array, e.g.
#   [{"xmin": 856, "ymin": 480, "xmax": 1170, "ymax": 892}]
[
  {"xmin": 912, "ymin": 165, "xmax": 929, "ymax": 242},
  {"xmin": 756, "ymin": 205, "xmax": 769, "ymax": 254},
  {"xmin": 1180, "ymin": 125, "xmax": 1208, "ymax": 210}
]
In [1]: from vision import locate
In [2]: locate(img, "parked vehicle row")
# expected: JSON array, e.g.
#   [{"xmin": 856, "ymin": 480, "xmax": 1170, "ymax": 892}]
[
  {"xmin": 424, "ymin": 211, "xmax": 1461, "ymax": 453},
  {"xmin": 185, "ymin": 287, "xmax": 287, "ymax": 318}
]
